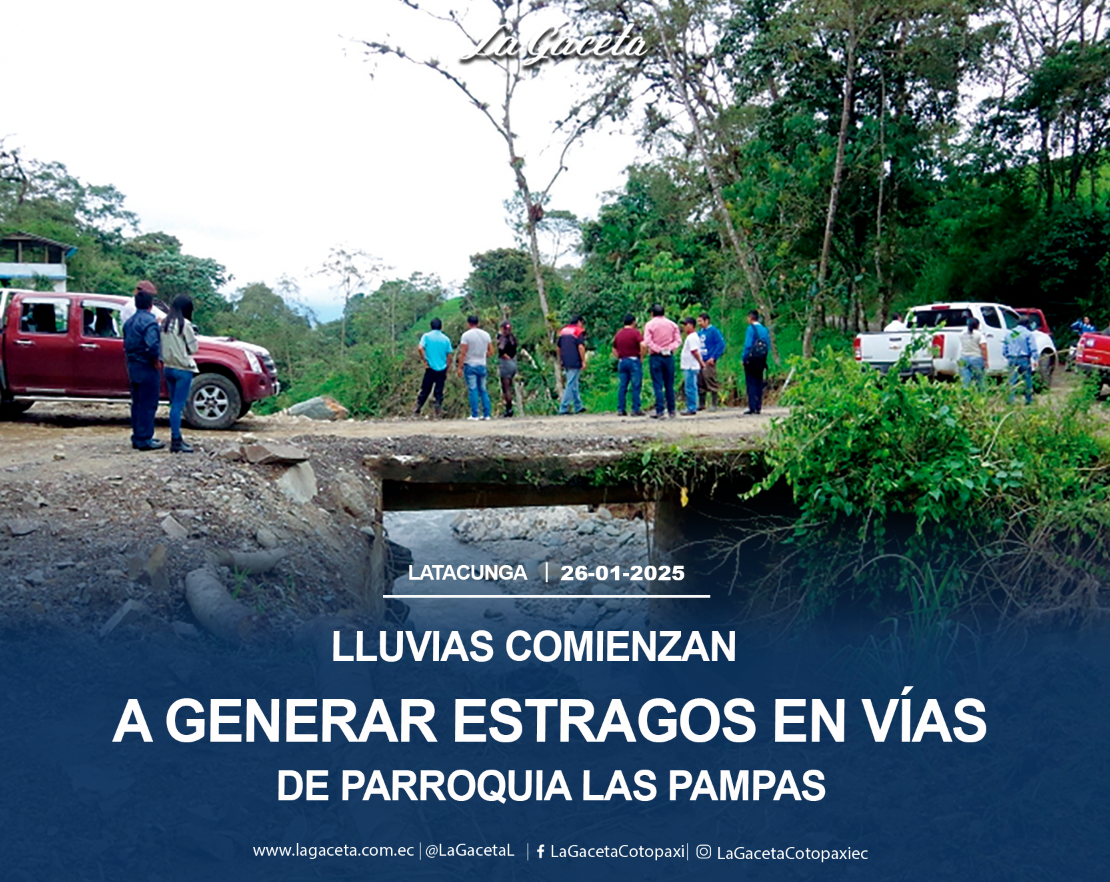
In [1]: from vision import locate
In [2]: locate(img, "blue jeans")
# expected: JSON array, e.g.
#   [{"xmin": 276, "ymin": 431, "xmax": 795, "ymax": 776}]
[
  {"xmin": 683, "ymin": 368, "xmax": 700, "ymax": 413},
  {"xmin": 164, "ymin": 367, "xmax": 194, "ymax": 439},
  {"xmin": 463, "ymin": 364, "xmax": 491, "ymax": 417},
  {"xmin": 1008, "ymin": 356, "xmax": 1033, "ymax": 404},
  {"xmin": 649, "ymin": 354, "xmax": 676, "ymax": 415},
  {"xmin": 617, "ymin": 357, "xmax": 642, "ymax": 414},
  {"xmin": 558, "ymin": 367, "xmax": 583, "ymax": 413},
  {"xmin": 958, "ymin": 356, "xmax": 985, "ymax": 389}
]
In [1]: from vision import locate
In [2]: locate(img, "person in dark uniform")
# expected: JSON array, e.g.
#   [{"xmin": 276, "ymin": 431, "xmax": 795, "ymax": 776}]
[{"xmin": 123, "ymin": 281, "xmax": 164, "ymax": 450}]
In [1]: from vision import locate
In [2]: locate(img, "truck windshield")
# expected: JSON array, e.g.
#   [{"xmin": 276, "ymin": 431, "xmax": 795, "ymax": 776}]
[{"xmin": 910, "ymin": 308, "xmax": 972, "ymax": 328}]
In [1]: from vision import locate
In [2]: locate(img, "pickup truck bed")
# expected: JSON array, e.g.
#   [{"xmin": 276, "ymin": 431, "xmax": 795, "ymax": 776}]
[{"xmin": 855, "ymin": 302, "xmax": 1057, "ymax": 384}]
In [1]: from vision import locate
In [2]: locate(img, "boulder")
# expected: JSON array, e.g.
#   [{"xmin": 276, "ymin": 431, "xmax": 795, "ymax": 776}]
[
  {"xmin": 99, "ymin": 599, "xmax": 148, "ymax": 638},
  {"xmin": 288, "ymin": 395, "xmax": 350, "ymax": 421},
  {"xmin": 244, "ymin": 443, "xmax": 310, "ymax": 465},
  {"xmin": 276, "ymin": 462, "xmax": 317, "ymax": 504}
]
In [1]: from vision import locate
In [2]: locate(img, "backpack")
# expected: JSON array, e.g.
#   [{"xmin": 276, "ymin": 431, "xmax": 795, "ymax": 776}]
[{"xmin": 749, "ymin": 329, "xmax": 769, "ymax": 360}]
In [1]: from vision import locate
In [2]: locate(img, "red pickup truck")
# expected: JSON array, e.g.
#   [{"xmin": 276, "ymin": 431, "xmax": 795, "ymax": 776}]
[
  {"xmin": 1075, "ymin": 329, "xmax": 1110, "ymax": 391},
  {"xmin": 0, "ymin": 289, "xmax": 279, "ymax": 429}
]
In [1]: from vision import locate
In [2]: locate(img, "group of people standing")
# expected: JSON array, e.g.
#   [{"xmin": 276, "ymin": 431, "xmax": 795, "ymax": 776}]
[
  {"xmin": 413, "ymin": 315, "xmax": 520, "ymax": 420},
  {"xmin": 123, "ymin": 280, "xmax": 200, "ymax": 451},
  {"xmin": 950, "ymin": 314, "xmax": 1049, "ymax": 404},
  {"xmin": 600, "ymin": 305, "xmax": 769, "ymax": 418},
  {"xmin": 413, "ymin": 305, "xmax": 771, "ymax": 420}
]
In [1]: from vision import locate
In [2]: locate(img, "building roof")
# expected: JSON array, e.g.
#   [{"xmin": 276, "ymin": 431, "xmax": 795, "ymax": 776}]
[{"xmin": 0, "ymin": 230, "xmax": 78, "ymax": 258}]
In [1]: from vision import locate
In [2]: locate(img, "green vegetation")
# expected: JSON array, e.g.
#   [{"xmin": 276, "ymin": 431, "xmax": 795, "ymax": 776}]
[
  {"xmin": 5, "ymin": 1, "xmax": 1110, "ymax": 416},
  {"xmin": 749, "ymin": 351, "xmax": 1110, "ymax": 620}
]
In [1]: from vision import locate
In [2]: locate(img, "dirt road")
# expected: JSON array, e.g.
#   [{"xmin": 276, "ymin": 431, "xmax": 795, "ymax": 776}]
[{"xmin": 0, "ymin": 401, "xmax": 775, "ymax": 477}]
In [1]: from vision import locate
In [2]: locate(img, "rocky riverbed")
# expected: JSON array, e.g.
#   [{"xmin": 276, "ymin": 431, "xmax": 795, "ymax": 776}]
[{"xmin": 448, "ymin": 504, "xmax": 652, "ymax": 630}]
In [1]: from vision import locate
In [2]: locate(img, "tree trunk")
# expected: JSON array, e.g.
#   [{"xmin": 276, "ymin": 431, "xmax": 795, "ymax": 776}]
[
  {"xmin": 647, "ymin": 0, "xmax": 778, "ymax": 361},
  {"xmin": 804, "ymin": 37, "xmax": 857, "ymax": 358}
]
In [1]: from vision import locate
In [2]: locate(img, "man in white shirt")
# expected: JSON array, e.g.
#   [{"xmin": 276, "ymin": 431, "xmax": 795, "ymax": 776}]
[
  {"xmin": 456, "ymin": 315, "xmax": 494, "ymax": 420},
  {"xmin": 679, "ymin": 317, "xmax": 706, "ymax": 416},
  {"xmin": 884, "ymin": 312, "xmax": 908, "ymax": 332}
]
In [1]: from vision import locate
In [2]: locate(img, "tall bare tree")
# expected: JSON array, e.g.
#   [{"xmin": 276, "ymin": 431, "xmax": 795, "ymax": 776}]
[{"xmin": 363, "ymin": 1, "xmax": 626, "ymax": 393}]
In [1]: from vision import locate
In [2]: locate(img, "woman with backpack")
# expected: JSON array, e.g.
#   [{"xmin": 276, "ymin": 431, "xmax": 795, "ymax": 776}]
[
  {"xmin": 742, "ymin": 310, "xmax": 771, "ymax": 414},
  {"xmin": 161, "ymin": 295, "xmax": 199, "ymax": 453}
]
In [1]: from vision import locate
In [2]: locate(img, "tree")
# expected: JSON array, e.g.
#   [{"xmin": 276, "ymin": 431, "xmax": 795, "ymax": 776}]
[
  {"xmin": 362, "ymin": 0, "xmax": 627, "ymax": 392},
  {"xmin": 316, "ymin": 246, "xmax": 385, "ymax": 350}
]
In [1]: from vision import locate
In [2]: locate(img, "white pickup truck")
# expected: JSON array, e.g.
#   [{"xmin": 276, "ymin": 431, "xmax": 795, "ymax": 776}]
[{"xmin": 854, "ymin": 302, "xmax": 1057, "ymax": 383}]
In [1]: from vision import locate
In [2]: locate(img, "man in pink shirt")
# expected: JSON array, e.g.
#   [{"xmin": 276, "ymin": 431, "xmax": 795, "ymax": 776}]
[{"xmin": 643, "ymin": 303, "xmax": 681, "ymax": 418}]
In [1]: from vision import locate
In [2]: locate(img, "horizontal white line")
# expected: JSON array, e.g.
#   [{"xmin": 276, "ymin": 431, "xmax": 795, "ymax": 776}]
[{"xmin": 391, "ymin": 594, "xmax": 710, "ymax": 599}]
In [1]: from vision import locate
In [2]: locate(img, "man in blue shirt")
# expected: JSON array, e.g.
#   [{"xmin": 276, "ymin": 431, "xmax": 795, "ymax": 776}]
[
  {"xmin": 1071, "ymin": 316, "xmax": 1097, "ymax": 335},
  {"xmin": 413, "ymin": 317, "xmax": 453, "ymax": 417},
  {"xmin": 1004, "ymin": 317, "xmax": 1036, "ymax": 405},
  {"xmin": 122, "ymin": 281, "xmax": 164, "ymax": 450},
  {"xmin": 696, "ymin": 312, "xmax": 726, "ymax": 410},
  {"xmin": 741, "ymin": 310, "xmax": 771, "ymax": 414}
]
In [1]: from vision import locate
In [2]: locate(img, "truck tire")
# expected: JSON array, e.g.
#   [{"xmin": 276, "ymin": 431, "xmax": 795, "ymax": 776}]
[
  {"xmin": 184, "ymin": 373, "xmax": 242, "ymax": 430},
  {"xmin": 0, "ymin": 399, "xmax": 33, "ymax": 420},
  {"xmin": 1037, "ymin": 351, "xmax": 1056, "ymax": 389},
  {"xmin": 239, "ymin": 401, "xmax": 253, "ymax": 418}
]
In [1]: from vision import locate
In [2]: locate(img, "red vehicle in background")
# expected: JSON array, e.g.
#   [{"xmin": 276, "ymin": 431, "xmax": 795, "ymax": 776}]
[
  {"xmin": 1075, "ymin": 329, "xmax": 1110, "ymax": 391},
  {"xmin": 1015, "ymin": 308, "xmax": 1052, "ymax": 338},
  {"xmin": 0, "ymin": 289, "xmax": 279, "ymax": 428}
]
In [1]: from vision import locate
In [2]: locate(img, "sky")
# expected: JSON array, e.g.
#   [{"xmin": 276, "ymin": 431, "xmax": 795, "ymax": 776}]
[{"xmin": 5, "ymin": 1, "xmax": 648, "ymax": 319}]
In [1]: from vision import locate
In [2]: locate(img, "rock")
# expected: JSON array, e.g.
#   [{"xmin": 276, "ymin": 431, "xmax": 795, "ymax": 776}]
[
  {"xmin": 28, "ymin": 491, "xmax": 47, "ymax": 508},
  {"xmin": 99, "ymin": 599, "xmax": 148, "ymax": 638},
  {"xmin": 287, "ymin": 395, "xmax": 349, "ymax": 421},
  {"xmin": 161, "ymin": 515, "xmax": 188, "ymax": 540},
  {"xmin": 597, "ymin": 506, "xmax": 613, "ymax": 520},
  {"xmin": 256, "ymin": 527, "xmax": 279, "ymax": 549},
  {"xmin": 217, "ymin": 446, "xmax": 244, "ymax": 462},
  {"xmin": 7, "ymin": 519, "xmax": 40, "ymax": 537},
  {"xmin": 334, "ymin": 475, "xmax": 371, "ymax": 518},
  {"xmin": 125, "ymin": 555, "xmax": 146, "ymax": 582},
  {"xmin": 576, "ymin": 520, "xmax": 597, "ymax": 535},
  {"xmin": 146, "ymin": 543, "xmax": 170, "ymax": 593},
  {"xmin": 591, "ymin": 582, "xmax": 618, "ymax": 596},
  {"xmin": 541, "ymin": 533, "xmax": 567, "ymax": 548},
  {"xmin": 569, "ymin": 602, "xmax": 598, "ymax": 629},
  {"xmin": 605, "ymin": 597, "xmax": 624, "ymax": 611},
  {"xmin": 171, "ymin": 621, "xmax": 200, "ymax": 640},
  {"xmin": 29, "ymin": 600, "xmax": 46, "ymax": 614},
  {"xmin": 53, "ymin": 452, "xmax": 66, "ymax": 461},
  {"xmin": 276, "ymin": 462, "xmax": 317, "ymax": 504},
  {"xmin": 24, "ymin": 569, "xmax": 46, "ymax": 586},
  {"xmin": 244, "ymin": 443, "xmax": 310, "ymax": 465},
  {"xmin": 145, "ymin": 543, "xmax": 167, "ymax": 578}
]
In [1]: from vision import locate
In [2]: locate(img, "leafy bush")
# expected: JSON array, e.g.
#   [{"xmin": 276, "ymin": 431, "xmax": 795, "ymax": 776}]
[{"xmin": 749, "ymin": 350, "xmax": 1110, "ymax": 620}]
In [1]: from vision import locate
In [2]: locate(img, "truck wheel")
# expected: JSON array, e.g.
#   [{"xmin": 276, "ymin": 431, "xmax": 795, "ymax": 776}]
[
  {"xmin": 184, "ymin": 373, "xmax": 242, "ymax": 430},
  {"xmin": 0, "ymin": 400, "xmax": 33, "ymax": 420},
  {"xmin": 239, "ymin": 401, "xmax": 253, "ymax": 418},
  {"xmin": 1037, "ymin": 351, "xmax": 1056, "ymax": 389}
]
